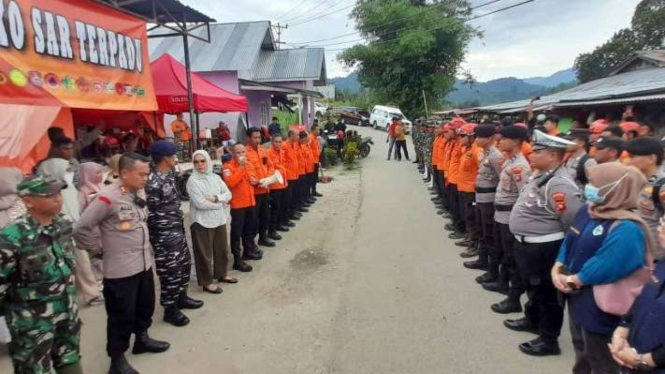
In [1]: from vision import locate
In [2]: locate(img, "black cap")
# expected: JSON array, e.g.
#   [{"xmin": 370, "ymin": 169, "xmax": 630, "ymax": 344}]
[
  {"xmin": 624, "ymin": 137, "xmax": 664, "ymax": 157},
  {"xmin": 475, "ymin": 124, "xmax": 496, "ymax": 138},
  {"xmin": 594, "ymin": 136, "xmax": 624, "ymax": 152},
  {"xmin": 564, "ymin": 128, "xmax": 590, "ymax": 141},
  {"xmin": 499, "ymin": 125, "xmax": 528, "ymax": 140}
]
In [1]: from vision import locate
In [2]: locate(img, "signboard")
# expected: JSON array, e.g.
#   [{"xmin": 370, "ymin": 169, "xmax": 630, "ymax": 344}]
[{"xmin": 0, "ymin": 0, "xmax": 157, "ymax": 111}]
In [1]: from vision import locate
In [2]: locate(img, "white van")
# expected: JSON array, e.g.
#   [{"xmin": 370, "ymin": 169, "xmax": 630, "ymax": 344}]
[{"xmin": 369, "ymin": 105, "xmax": 412, "ymax": 133}]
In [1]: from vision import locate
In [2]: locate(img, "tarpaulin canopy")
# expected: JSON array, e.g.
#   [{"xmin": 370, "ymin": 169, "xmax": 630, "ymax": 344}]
[{"xmin": 151, "ymin": 54, "xmax": 248, "ymax": 114}]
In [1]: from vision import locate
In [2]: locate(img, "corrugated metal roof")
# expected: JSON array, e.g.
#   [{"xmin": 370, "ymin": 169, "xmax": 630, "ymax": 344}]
[
  {"xmin": 477, "ymin": 66, "xmax": 665, "ymax": 113},
  {"xmin": 555, "ymin": 93, "xmax": 665, "ymax": 108},
  {"xmin": 149, "ymin": 21, "xmax": 274, "ymax": 78},
  {"xmin": 252, "ymin": 48, "xmax": 325, "ymax": 82}
]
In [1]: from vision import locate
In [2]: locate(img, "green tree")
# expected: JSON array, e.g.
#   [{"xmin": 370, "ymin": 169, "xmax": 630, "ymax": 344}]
[
  {"xmin": 574, "ymin": 0, "xmax": 665, "ymax": 83},
  {"xmin": 338, "ymin": 0, "xmax": 478, "ymax": 119}
]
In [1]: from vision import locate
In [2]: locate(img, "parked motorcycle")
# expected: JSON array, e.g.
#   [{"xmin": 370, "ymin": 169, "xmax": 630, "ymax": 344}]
[{"xmin": 359, "ymin": 136, "xmax": 374, "ymax": 158}]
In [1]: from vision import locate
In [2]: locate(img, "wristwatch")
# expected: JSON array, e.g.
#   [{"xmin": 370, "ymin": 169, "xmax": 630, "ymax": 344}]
[{"xmin": 636, "ymin": 353, "xmax": 650, "ymax": 370}]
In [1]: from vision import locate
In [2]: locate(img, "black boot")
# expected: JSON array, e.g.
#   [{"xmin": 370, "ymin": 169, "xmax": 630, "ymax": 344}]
[
  {"xmin": 268, "ymin": 231, "xmax": 282, "ymax": 241},
  {"xmin": 109, "ymin": 354, "xmax": 139, "ymax": 374},
  {"xmin": 233, "ymin": 260, "xmax": 253, "ymax": 272},
  {"xmin": 163, "ymin": 305, "xmax": 190, "ymax": 327},
  {"xmin": 283, "ymin": 221, "xmax": 296, "ymax": 227},
  {"xmin": 482, "ymin": 280, "xmax": 510, "ymax": 295},
  {"xmin": 258, "ymin": 236, "xmax": 276, "ymax": 248},
  {"xmin": 444, "ymin": 223, "xmax": 456, "ymax": 231},
  {"xmin": 276, "ymin": 225, "xmax": 290, "ymax": 232},
  {"xmin": 491, "ymin": 297, "xmax": 523, "ymax": 314},
  {"xmin": 475, "ymin": 271, "xmax": 497, "ymax": 284},
  {"xmin": 132, "ymin": 331, "xmax": 170, "ymax": 354},
  {"xmin": 519, "ymin": 337, "xmax": 561, "ymax": 357},
  {"xmin": 448, "ymin": 232, "xmax": 465, "ymax": 240},
  {"xmin": 459, "ymin": 246, "xmax": 478, "ymax": 258},
  {"xmin": 463, "ymin": 258, "xmax": 488, "ymax": 270},
  {"xmin": 177, "ymin": 293, "xmax": 203, "ymax": 310},
  {"xmin": 454, "ymin": 239, "xmax": 474, "ymax": 247}
]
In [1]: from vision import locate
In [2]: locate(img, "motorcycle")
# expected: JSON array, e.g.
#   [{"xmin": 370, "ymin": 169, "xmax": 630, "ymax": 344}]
[{"xmin": 359, "ymin": 136, "xmax": 374, "ymax": 158}]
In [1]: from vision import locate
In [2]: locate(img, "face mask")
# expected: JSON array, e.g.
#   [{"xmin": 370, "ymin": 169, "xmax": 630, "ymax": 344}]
[{"xmin": 584, "ymin": 174, "xmax": 628, "ymax": 203}]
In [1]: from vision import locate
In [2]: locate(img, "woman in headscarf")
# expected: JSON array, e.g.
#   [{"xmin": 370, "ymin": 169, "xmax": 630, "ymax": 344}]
[
  {"xmin": 0, "ymin": 167, "xmax": 26, "ymax": 229},
  {"xmin": 186, "ymin": 149, "xmax": 237, "ymax": 294},
  {"xmin": 104, "ymin": 154, "xmax": 122, "ymax": 185},
  {"xmin": 78, "ymin": 162, "xmax": 105, "ymax": 281},
  {"xmin": 551, "ymin": 163, "xmax": 653, "ymax": 373},
  {"xmin": 38, "ymin": 158, "xmax": 104, "ymax": 306}
]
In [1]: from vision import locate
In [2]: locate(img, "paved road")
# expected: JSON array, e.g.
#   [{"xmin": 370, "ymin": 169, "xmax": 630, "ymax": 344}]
[{"xmin": 1, "ymin": 127, "xmax": 573, "ymax": 373}]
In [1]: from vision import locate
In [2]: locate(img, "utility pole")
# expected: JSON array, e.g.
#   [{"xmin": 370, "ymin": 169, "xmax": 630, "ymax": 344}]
[
  {"xmin": 422, "ymin": 90, "xmax": 429, "ymax": 119},
  {"xmin": 272, "ymin": 22, "xmax": 288, "ymax": 50}
]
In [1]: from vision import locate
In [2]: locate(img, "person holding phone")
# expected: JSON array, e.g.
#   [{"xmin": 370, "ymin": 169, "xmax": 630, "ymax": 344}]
[{"xmin": 552, "ymin": 163, "xmax": 653, "ymax": 373}]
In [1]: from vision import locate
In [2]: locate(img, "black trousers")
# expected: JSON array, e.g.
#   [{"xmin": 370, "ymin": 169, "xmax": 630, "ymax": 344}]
[
  {"xmin": 291, "ymin": 178, "xmax": 302, "ymax": 210},
  {"xmin": 514, "ymin": 239, "xmax": 565, "ymax": 343},
  {"xmin": 439, "ymin": 170, "xmax": 449, "ymax": 210},
  {"xmin": 104, "ymin": 269, "xmax": 155, "ymax": 357},
  {"xmin": 254, "ymin": 193, "xmax": 270, "ymax": 238},
  {"xmin": 476, "ymin": 202, "xmax": 496, "ymax": 264},
  {"xmin": 448, "ymin": 183, "xmax": 465, "ymax": 232},
  {"xmin": 230, "ymin": 207, "xmax": 257, "ymax": 261},
  {"xmin": 305, "ymin": 172, "xmax": 315, "ymax": 198},
  {"xmin": 284, "ymin": 182, "xmax": 296, "ymax": 220},
  {"xmin": 495, "ymin": 222, "xmax": 525, "ymax": 298},
  {"xmin": 569, "ymin": 309, "xmax": 621, "ymax": 374},
  {"xmin": 310, "ymin": 164, "xmax": 319, "ymax": 194},
  {"xmin": 460, "ymin": 192, "xmax": 479, "ymax": 241},
  {"xmin": 269, "ymin": 189, "xmax": 287, "ymax": 232},
  {"xmin": 395, "ymin": 140, "xmax": 409, "ymax": 160}
]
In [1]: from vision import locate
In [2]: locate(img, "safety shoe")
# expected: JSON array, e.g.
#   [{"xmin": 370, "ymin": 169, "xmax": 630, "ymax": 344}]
[{"xmin": 132, "ymin": 331, "xmax": 170, "ymax": 354}]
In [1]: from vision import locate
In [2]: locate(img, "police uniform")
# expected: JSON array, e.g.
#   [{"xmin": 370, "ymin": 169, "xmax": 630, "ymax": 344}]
[
  {"xmin": 0, "ymin": 176, "xmax": 82, "ymax": 374},
  {"xmin": 507, "ymin": 130, "xmax": 584, "ymax": 355},
  {"xmin": 564, "ymin": 151, "xmax": 596, "ymax": 188},
  {"xmin": 472, "ymin": 129, "xmax": 505, "ymax": 274},
  {"xmin": 75, "ymin": 177, "xmax": 169, "ymax": 368}
]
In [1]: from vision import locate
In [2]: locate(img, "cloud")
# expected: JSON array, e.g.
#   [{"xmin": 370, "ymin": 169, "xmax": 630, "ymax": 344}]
[{"xmin": 178, "ymin": 0, "xmax": 642, "ymax": 81}]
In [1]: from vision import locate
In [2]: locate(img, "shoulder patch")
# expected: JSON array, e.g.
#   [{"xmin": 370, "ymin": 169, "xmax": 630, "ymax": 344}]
[
  {"xmin": 512, "ymin": 167, "xmax": 523, "ymax": 181},
  {"xmin": 98, "ymin": 196, "xmax": 111, "ymax": 205},
  {"xmin": 552, "ymin": 192, "xmax": 566, "ymax": 212}
]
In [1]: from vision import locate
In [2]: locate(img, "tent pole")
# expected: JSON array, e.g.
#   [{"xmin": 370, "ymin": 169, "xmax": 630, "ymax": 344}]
[{"xmin": 182, "ymin": 27, "xmax": 198, "ymax": 151}]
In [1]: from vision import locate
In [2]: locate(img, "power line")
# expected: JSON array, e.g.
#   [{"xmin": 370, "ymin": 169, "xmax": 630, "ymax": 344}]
[
  {"xmin": 309, "ymin": 0, "xmax": 535, "ymax": 48},
  {"xmin": 282, "ymin": 0, "xmax": 332, "ymax": 23},
  {"xmin": 275, "ymin": 0, "xmax": 312, "ymax": 22},
  {"xmin": 289, "ymin": 3, "xmax": 356, "ymax": 27},
  {"xmin": 289, "ymin": 0, "xmax": 503, "ymax": 45}
]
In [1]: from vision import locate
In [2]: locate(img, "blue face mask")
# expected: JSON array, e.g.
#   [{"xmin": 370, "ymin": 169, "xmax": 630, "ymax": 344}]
[{"xmin": 584, "ymin": 174, "xmax": 628, "ymax": 204}]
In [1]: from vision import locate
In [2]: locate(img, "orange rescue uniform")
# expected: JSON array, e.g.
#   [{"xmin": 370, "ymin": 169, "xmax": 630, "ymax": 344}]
[
  {"xmin": 458, "ymin": 144, "xmax": 481, "ymax": 193},
  {"xmin": 309, "ymin": 134, "xmax": 321, "ymax": 165},
  {"xmin": 246, "ymin": 144, "xmax": 274, "ymax": 195},
  {"xmin": 447, "ymin": 141, "xmax": 463, "ymax": 185},
  {"xmin": 295, "ymin": 143, "xmax": 307, "ymax": 176},
  {"xmin": 223, "ymin": 160, "xmax": 256, "ymax": 209},
  {"xmin": 267, "ymin": 147, "xmax": 288, "ymax": 190},
  {"xmin": 282, "ymin": 140, "xmax": 300, "ymax": 181},
  {"xmin": 432, "ymin": 135, "xmax": 444, "ymax": 170}
]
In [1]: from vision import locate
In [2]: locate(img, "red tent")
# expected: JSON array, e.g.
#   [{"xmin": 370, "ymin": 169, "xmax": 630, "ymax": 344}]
[{"xmin": 151, "ymin": 54, "xmax": 248, "ymax": 114}]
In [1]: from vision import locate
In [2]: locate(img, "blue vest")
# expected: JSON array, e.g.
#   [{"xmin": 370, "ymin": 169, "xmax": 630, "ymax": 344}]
[
  {"xmin": 629, "ymin": 261, "xmax": 665, "ymax": 363},
  {"xmin": 563, "ymin": 208, "xmax": 621, "ymax": 335}
]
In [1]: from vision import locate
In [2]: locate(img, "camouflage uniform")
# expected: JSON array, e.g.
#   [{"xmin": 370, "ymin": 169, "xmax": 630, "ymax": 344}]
[
  {"xmin": 412, "ymin": 121, "xmax": 423, "ymax": 165},
  {"xmin": 422, "ymin": 124, "xmax": 435, "ymax": 166},
  {"xmin": 0, "ymin": 178, "xmax": 81, "ymax": 373},
  {"xmin": 146, "ymin": 170, "xmax": 192, "ymax": 307}
]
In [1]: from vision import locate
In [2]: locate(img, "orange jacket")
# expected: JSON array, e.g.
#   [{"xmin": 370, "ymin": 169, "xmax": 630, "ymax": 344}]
[
  {"xmin": 222, "ymin": 159, "xmax": 256, "ymax": 209},
  {"xmin": 441, "ymin": 139, "xmax": 454, "ymax": 172},
  {"xmin": 282, "ymin": 140, "xmax": 300, "ymax": 181},
  {"xmin": 521, "ymin": 142, "xmax": 533, "ymax": 162},
  {"xmin": 620, "ymin": 150, "xmax": 630, "ymax": 165},
  {"xmin": 170, "ymin": 119, "xmax": 191, "ymax": 141},
  {"xmin": 301, "ymin": 140, "xmax": 316, "ymax": 173},
  {"xmin": 246, "ymin": 144, "xmax": 274, "ymax": 195},
  {"xmin": 266, "ymin": 147, "xmax": 288, "ymax": 190},
  {"xmin": 447, "ymin": 141, "xmax": 463, "ymax": 185},
  {"xmin": 457, "ymin": 144, "xmax": 481, "ymax": 193},
  {"xmin": 309, "ymin": 134, "xmax": 321, "ymax": 164},
  {"xmin": 432, "ymin": 135, "xmax": 444, "ymax": 169},
  {"xmin": 295, "ymin": 143, "xmax": 307, "ymax": 176}
]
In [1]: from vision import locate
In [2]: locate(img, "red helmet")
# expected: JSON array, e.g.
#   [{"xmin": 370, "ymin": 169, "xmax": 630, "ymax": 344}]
[
  {"xmin": 619, "ymin": 121, "xmax": 640, "ymax": 134},
  {"xmin": 449, "ymin": 117, "xmax": 466, "ymax": 129},
  {"xmin": 460, "ymin": 123, "xmax": 478, "ymax": 135},
  {"xmin": 589, "ymin": 119, "xmax": 609, "ymax": 134}
]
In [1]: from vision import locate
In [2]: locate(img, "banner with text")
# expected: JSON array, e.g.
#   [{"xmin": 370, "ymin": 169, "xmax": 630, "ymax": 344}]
[{"xmin": 0, "ymin": 0, "xmax": 157, "ymax": 111}]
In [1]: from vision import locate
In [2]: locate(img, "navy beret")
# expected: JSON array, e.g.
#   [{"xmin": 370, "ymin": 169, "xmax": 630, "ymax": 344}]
[
  {"xmin": 150, "ymin": 140, "xmax": 177, "ymax": 158},
  {"xmin": 475, "ymin": 124, "xmax": 496, "ymax": 138},
  {"xmin": 499, "ymin": 125, "xmax": 528, "ymax": 140}
]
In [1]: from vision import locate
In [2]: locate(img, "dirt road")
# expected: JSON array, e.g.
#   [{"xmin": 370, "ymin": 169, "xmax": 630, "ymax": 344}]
[{"xmin": 1, "ymin": 127, "xmax": 572, "ymax": 373}]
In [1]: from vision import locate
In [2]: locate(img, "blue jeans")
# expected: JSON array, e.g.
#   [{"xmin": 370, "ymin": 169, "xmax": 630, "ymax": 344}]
[{"xmin": 387, "ymin": 138, "xmax": 396, "ymax": 159}]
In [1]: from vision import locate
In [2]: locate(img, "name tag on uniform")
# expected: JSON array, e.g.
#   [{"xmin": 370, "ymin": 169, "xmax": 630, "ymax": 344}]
[
  {"xmin": 592, "ymin": 225, "xmax": 604, "ymax": 236},
  {"xmin": 118, "ymin": 211, "xmax": 136, "ymax": 221}
]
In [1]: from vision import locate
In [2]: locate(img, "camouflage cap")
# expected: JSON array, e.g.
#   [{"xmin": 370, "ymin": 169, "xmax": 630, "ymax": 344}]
[{"xmin": 17, "ymin": 175, "xmax": 67, "ymax": 197}]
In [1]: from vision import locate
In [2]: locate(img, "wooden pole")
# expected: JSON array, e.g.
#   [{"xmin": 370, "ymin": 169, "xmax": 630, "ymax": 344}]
[{"xmin": 422, "ymin": 90, "xmax": 429, "ymax": 119}]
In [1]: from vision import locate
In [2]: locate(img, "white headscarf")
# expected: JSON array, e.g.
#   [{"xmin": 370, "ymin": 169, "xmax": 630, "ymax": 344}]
[
  {"xmin": 190, "ymin": 150, "xmax": 213, "ymax": 179},
  {"xmin": 37, "ymin": 158, "xmax": 80, "ymax": 222}
]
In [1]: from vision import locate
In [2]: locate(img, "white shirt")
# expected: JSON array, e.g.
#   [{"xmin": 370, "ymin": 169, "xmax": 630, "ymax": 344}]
[{"xmin": 186, "ymin": 173, "xmax": 232, "ymax": 229}]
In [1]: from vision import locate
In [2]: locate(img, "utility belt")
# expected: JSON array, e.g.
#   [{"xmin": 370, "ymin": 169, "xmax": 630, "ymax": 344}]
[
  {"xmin": 494, "ymin": 204, "xmax": 513, "ymax": 212},
  {"xmin": 475, "ymin": 186, "xmax": 497, "ymax": 194},
  {"xmin": 514, "ymin": 232, "xmax": 565, "ymax": 244}
]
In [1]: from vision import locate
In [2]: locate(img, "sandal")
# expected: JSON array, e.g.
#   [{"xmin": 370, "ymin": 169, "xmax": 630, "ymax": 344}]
[
  {"xmin": 202, "ymin": 286, "xmax": 223, "ymax": 294},
  {"xmin": 219, "ymin": 277, "xmax": 239, "ymax": 284}
]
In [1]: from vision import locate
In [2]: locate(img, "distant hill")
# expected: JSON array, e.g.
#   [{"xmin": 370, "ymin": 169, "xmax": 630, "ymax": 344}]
[
  {"xmin": 523, "ymin": 68, "xmax": 577, "ymax": 88},
  {"xmin": 329, "ymin": 68, "xmax": 578, "ymax": 106},
  {"xmin": 330, "ymin": 73, "xmax": 361, "ymax": 92}
]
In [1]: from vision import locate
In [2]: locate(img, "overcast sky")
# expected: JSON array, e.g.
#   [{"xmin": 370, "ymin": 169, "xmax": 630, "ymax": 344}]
[{"xmin": 180, "ymin": 0, "xmax": 641, "ymax": 82}]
